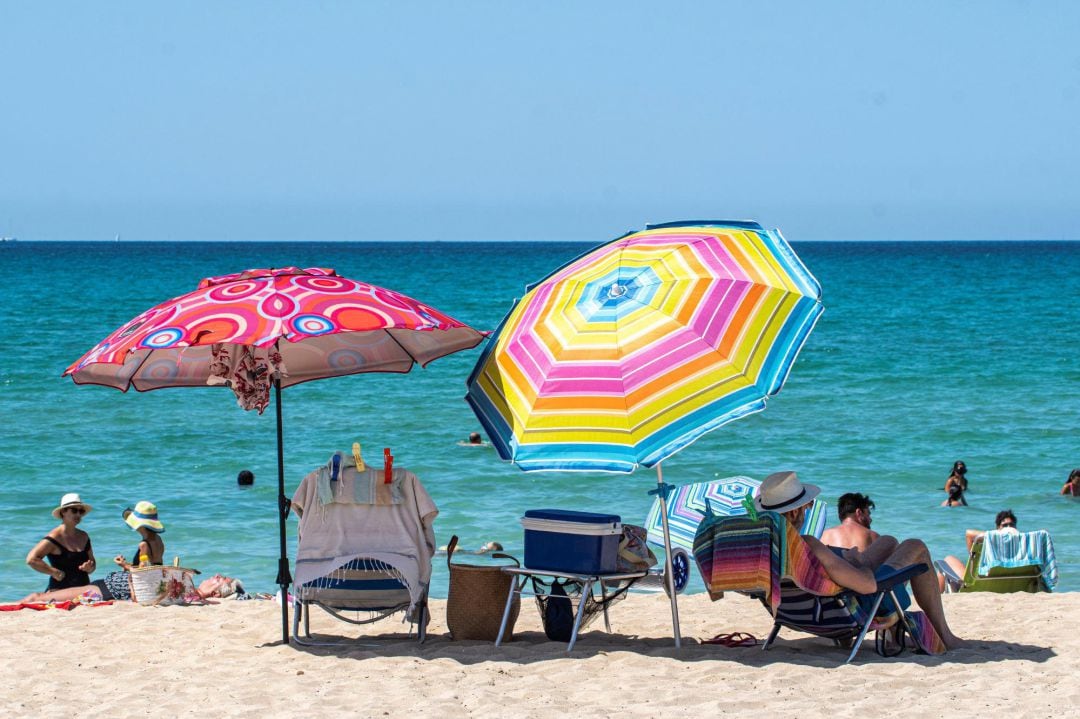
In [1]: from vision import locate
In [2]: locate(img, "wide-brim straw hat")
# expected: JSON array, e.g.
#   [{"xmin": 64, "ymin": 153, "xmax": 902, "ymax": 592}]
[
  {"xmin": 753, "ymin": 471, "xmax": 821, "ymax": 514},
  {"xmin": 52, "ymin": 492, "xmax": 92, "ymax": 519},
  {"xmin": 125, "ymin": 500, "xmax": 165, "ymax": 533}
]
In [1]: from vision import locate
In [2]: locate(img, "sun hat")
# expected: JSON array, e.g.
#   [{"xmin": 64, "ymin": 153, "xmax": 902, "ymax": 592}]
[
  {"xmin": 52, "ymin": 493, "xmax": 92, "ymax": 519},
  {"xmin": 125, "ymin": 500, "xmax": 165, "ymax": 533},
  {"xmin": 753, "ymin": 471, "xmax": 821, "ymax": 514}
]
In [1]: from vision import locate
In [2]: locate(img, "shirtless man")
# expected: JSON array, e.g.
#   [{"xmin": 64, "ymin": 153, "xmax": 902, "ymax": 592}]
[
  {"xmin": 755, "ymin": 471, "xmax": 964, "ymax": 650},
  {"xmin": 821, "ymin": 493, "xmax": 880, "ymax": 553}
]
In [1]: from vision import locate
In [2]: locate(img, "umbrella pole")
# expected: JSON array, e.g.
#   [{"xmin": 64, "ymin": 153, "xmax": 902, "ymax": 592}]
[
  {"xmin": 274, "ymin": 378, "xmax": 292, "ymax": 645},
  {"xmin": 655, "ymin": 463, "xmax": 682, "ymax": 649}
]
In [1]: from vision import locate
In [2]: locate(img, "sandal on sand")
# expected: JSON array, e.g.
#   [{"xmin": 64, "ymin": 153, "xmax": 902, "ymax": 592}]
[{"xmin": 703, "ymin": 632, "xmax": 758, "ymax": 647}]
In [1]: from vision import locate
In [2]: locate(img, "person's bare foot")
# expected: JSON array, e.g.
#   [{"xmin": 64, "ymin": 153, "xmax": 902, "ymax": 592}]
[{"xmin": 943, "ymin": 634, "xmax": 968, "ymax": 650}]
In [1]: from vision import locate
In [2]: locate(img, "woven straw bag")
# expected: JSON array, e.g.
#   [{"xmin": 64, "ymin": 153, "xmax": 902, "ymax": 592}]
[
  {"xmin": 445, "ymin": 535, "xmax": 520, "ymax": 641},
  {"xmin": 128, "ymin": 565, "xmax": 199, "ymax": 606}
]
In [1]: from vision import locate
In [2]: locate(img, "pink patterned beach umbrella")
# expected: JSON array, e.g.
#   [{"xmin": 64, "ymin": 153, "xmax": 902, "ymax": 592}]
[{"xmin": 64, "ymin": 267, "xmax": 484, "ymax": 643}]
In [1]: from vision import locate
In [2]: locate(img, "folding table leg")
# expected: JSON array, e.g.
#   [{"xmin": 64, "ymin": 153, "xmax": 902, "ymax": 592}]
[
  {"xmin": 495, "ymin": 574, "xmax": 525, "ymax": 647},
  {"xmin": 566, "ymin": 579, "xmax": 594, "ymax": 651}
]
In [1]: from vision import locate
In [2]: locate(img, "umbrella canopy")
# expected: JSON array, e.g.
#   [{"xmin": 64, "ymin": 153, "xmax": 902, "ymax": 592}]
[
  {"xmin": 464, "ymin": 220, "xmax": 823, "ymax": 648},
  {"xmin": 66, "ymin": 266, "xmax": 483, "ymax": 393},
  {"xmin": 644, "ymin": 476, "xmax": 828, "ymax": 552},
  {"xmin": 64, "ymin": 266, "xmax": 484, "ymax": 643},
  {"xmin": 466, "ymin": 220, "xmax": 823, "ymax": 472}
]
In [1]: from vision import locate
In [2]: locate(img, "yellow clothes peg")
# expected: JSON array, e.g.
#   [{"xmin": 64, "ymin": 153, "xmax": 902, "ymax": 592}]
[{"xmin": 352, "ymin": 442, "xmax": 365, "ymax": 470}]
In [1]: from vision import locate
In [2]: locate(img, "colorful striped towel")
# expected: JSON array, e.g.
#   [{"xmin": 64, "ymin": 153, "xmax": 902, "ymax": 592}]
[
  {"xmin": 693, "ymin": 511, "xmax": 842, "ymax": 614},
  {"xmin": 979, "ymin": 529, "xmax": 1058, "ymax": 590}
]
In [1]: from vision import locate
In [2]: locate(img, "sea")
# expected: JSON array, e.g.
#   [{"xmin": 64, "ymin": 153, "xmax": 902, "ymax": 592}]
[{"xmin": 1, "ymin": 240, "xmax": 1077, "ymax": 600}]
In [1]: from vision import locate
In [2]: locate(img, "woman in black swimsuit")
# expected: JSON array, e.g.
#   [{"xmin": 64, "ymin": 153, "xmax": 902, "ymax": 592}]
[{"xmin": 24, "ymin": 493, "xmax": 98, "ymax": 592}]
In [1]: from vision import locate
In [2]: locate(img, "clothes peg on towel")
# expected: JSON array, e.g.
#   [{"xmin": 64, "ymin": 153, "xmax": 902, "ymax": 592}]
[
  {"xmin": 383, "ymin": 447, "xmax": 394, "ymax": 484},
  {"xmin": 352, "ymin": 442, "xmax": 365, "ymax": 470}
]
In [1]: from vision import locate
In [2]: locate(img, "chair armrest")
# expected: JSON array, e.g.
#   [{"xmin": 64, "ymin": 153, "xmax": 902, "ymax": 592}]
[{"xmin": 874, "ymin": 563, "xmax": 928, "ymax": 591}]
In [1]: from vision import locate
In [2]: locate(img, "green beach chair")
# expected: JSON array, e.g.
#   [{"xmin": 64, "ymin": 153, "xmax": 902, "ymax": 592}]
[
  {"xmin": 938, "ymin": 531, "xmax": 1056, "ymax": 594},
  {"xmin": 957, "ymin": 537, "xmax": 1049, "ymax": 593}
]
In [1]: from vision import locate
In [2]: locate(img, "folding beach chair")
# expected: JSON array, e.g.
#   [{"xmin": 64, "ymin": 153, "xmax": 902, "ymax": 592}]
[
  {"xmin": 289, "ymin": 451, "xmax": 438, "ymax": 646},
  {"xmin": 936, "ymin": 530, "xmax": 1057, "ymax": 594},
  {"xmin": 693, "ymin": 512, "xmax": 944, "ymax": 663}
]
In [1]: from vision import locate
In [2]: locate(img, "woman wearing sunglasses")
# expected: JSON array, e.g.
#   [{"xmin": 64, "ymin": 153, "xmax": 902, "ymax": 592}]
[{"xmin": 25, "ymin": 493, "xmax": 98, "ymax": 592}]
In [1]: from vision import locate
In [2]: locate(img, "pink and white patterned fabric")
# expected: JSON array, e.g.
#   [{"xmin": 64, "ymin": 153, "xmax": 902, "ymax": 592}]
[{"xmin": 64, "ymin": 267, "xmax": 484, "ymax": 397}]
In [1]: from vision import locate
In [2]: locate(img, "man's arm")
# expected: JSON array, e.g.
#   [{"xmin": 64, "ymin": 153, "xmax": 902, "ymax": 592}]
[{"xmin": 802, "ymin": 535, "xmax": 877, "ymax": 594}]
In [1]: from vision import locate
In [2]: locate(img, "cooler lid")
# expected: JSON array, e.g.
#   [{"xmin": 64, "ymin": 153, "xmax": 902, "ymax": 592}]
[{"xmin": 523, "ymin": 508, "xmax": 621, "ymax": 524}]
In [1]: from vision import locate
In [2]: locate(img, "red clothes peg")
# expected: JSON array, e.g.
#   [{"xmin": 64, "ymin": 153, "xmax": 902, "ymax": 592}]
[{"xmin": 383, "ymin": 447, "xmax": 394, "ymax": 484}]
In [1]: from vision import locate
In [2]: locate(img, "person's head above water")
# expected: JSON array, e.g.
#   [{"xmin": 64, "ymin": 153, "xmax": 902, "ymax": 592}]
[
  {"xmin": 468, "ymin": 432, "xmax": 482, "ymax": 445},
  {"xmin": 237, "ymin": 469, "xmax": 254, "ymax": 486},
  {"xmin": 951, "ymin": 461, "xmax": 967, "ymax": 477}
]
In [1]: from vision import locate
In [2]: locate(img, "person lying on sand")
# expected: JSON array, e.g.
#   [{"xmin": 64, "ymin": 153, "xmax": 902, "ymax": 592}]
[
  {"xmin": 757, "ymin": 471, "xmax": 964, "ymax": 650},
  {"xmin": 18, "ymin": 573, "xmax": 245, "ymax": 604}
]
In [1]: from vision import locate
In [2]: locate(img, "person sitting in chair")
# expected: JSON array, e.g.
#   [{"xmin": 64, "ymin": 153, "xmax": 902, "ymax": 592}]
[
  {"xmin": 935, "ymin": 509, "xmax": 1020, "ymax": 592},
  {"xmin": 821, "ymin": 492, "xmax": 880, "ymax": 553},
  {"xmin": 756, "ymin": 471, "xmax": 964, "ymax": 650}
]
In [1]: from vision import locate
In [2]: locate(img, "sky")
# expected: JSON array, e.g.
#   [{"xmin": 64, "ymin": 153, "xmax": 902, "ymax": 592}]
[{"xmin": 2, "ymin": 2, "xmax": 1079, "ymax": 242}]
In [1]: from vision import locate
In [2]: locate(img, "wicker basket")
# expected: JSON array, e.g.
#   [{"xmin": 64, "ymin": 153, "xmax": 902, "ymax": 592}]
[
  {"xmin": 128, "ymin": 565, "xmax": 199, "ymax": 606},
  {"xmin": 445, "ymin": 535, "xmax": 520, "ymax": 641}
]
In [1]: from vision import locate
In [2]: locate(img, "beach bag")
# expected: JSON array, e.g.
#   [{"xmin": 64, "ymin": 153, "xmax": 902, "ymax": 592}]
[
  {"xmin": 616, "ymin": 524, "xmax": 658, "ymax": 572},
  {"xmin": 445, "ymin": 535, "xmax": 521, "ymax": 641},
  {"xmin": 128, "ymin": 565, "xmax": 199, "ymax": 606},
  {"xmin": 541, "ymin": 579, "xmax": 575, "ymax": 642}
]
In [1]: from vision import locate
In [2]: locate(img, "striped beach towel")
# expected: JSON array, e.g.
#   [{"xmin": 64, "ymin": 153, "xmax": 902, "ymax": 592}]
[
  {"xmin": 979, "ymin": 529, "xmax": 1058, "ymax": 590},
  {"xmin": 693, "ymin": 511, "xmax": 843, "ymax": 614}
]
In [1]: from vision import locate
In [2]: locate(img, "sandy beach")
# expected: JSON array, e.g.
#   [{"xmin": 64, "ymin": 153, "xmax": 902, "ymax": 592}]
[{"xmin": 3, "ymin": 591, "xmax": 1073, "ymax": 718}]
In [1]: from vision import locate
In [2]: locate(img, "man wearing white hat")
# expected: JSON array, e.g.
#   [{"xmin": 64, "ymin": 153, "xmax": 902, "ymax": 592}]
[{"xmin": 756, "ymin": 471, "xmax": 964, "ymax": 650}]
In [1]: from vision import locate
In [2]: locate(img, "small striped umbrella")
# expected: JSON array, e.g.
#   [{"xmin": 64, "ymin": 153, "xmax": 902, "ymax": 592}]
[{"xmin": 465, "ymin": 220, "xmax": 823, "ymax": 648}]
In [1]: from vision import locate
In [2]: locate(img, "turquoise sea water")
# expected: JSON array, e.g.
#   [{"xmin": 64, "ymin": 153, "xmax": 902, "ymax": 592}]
[{"xmin": 1, "ymin": 240, "xmax": 1077, "ymax": 600}]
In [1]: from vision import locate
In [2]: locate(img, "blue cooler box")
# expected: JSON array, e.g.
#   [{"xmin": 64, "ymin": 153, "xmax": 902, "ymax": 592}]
[{"xmin": 521, "ymin": 509, "xmax": 622, "ymax": 574}]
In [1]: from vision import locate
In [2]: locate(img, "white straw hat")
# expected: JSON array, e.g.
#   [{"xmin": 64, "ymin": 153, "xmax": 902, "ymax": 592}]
[
  {"xmin": 753, "ymin": 471, "xmax": 820, "ymax": 514},
  {"xmin": 52, "ymin": 493, "xmax": 92, "ymax": 519}
]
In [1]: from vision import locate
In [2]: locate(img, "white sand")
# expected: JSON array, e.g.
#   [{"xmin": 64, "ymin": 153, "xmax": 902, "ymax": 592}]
[{"xmin": 3, "ymin": 592, "xmax": 1074, "ymax": 718}]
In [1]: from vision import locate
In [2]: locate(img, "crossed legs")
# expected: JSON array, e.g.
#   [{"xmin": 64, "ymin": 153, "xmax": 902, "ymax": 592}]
[{"xmin": 879, "ymin": 538, "xmax": 964, "ymax": 649}]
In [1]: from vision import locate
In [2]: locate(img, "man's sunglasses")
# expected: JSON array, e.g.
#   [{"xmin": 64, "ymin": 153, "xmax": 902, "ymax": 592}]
[{"xmin": 65, "ymin": 507, "xmax": 86, "ymax": 516}]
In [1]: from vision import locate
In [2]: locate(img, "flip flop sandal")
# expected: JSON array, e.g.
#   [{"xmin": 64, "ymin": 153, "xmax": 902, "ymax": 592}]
[{"xmin": 703, "ymin": 632, "xmax": 759, "ymax": 647}]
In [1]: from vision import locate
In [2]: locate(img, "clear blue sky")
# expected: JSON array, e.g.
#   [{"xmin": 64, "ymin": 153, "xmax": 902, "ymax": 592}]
[{"xmin": 2, "ymin": 2, "xmax": 1078, "ymax": 242}]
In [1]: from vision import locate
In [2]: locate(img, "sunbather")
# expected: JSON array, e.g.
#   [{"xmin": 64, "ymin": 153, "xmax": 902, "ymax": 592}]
[
  {"xmin": 19, "ymin": 500, "xmax": 166, "ymax": 603},
  {"xmin": 936, "ymin": 509, "xmax": 1020, "ymax": 591},
  {"xmin": 821, "ymin": 492, "xmax": 880, "ymax": 552},
  {"xmin": 25, "ymin": 493, "xmax": 98, "ymax": 592},
  {"xmin": 756, "ymin": 471, "xmax": 964, "ymax": 650},
  {"xmin": 16, "ymin": 573, "xmax": 245, "ymax": 604}
]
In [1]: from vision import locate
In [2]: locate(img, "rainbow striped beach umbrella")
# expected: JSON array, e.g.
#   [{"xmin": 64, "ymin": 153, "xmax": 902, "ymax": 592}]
[
  {"xmin": 465, "ymin": 220, "xmax": 823, "ymax": 648},
  {"xmin": 466, "ymin": 220, "xmax": 823, "ymax": 472}
]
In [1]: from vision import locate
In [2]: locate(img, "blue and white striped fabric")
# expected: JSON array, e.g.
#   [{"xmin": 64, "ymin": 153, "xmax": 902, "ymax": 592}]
[
  {"xmin": 297, "ymin": 558, "xmax": 412, "ymax": 611},
  {"xmin": 979, "ymin": 529, "xmax": 1058, "ymax": 590}
]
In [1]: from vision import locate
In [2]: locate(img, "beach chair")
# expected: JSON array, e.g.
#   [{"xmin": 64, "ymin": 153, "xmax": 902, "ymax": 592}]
[
  {"xmin": 936, "ymin": 530, "xmax": 1057, "ymax": 594},
  {"xmin": 693, "ymin": 512, "xmax": 944, "ymax": 663},
  {"xmin": 292, "ymin": 559, "xmax": 428, "ymax": 646},
  {"xmin": 289, "ymin": 451, "xmax": 438, "ymax": 645}
]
